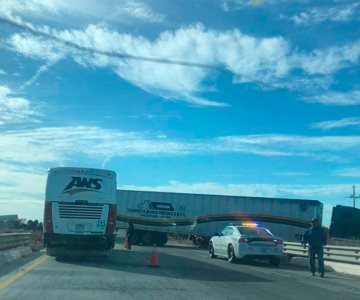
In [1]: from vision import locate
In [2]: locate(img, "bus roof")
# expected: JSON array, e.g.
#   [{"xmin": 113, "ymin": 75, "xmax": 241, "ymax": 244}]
[{"xmin": 49, "ymin": 167, "xmax": 116, "ymax": 178}]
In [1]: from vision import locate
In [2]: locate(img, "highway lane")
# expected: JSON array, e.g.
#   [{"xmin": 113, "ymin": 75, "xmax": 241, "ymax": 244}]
[
  {"xmin": 0, "ymin": 251, "xmax": 43, "ymax": 279},
  {"xmin": 0, "ymin": 242, "xmax": 360, "ymax": 300}
]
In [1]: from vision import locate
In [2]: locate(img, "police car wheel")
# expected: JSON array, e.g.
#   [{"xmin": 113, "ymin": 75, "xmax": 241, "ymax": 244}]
[
  {"xmin": 209, "ymin": 242, "xmax": 217, "ymax": 258},
  {"xmin": 269, "ymin": 256, "xmax": 280, "ymax": 267},
  {"xmin": 227, "ymin": 245, "xmax": 237, "ymax": 263}
]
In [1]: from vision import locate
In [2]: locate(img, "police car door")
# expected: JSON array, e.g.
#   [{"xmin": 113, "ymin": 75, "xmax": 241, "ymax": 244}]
[
  {"xmin": 223, "ymin": 227, "xmax": 235, "ymax": 254},
  {"xmin": 219, "ymin": 227, "xmax": 230, "ymax": 255}
]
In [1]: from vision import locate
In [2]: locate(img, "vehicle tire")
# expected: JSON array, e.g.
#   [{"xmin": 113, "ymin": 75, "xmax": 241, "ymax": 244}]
[
  {"xmin": 141, "ymin": 231, "xmax": 155, "ymax": 246},
  {"xmin": 131, "ymin": 230, "xmax": 141, "ymax": 245},
  {"xmin": 192, "ymin": 238, "xmax": 199, "ymax": 246},
  {"xmin": 227, "ymin": 244, "xmax": 238, "ymax": 263},
  {"xmin": 269, "ymin": 256, "xmax": 281, "ymax": 267},
  {"xmin": 46, "ymin": 248, "xmax": 56, "ymax": 257},
  {"xmin": 155, "ymin": 233, "xmax": 168, "ymax": 247},
  {"xmin": 209, "ymin": 242, "xmax": 217, "ymax": 258},
  {"xmin": 200, "ymin": 237, "xmax": 210, "ymax": 248}
]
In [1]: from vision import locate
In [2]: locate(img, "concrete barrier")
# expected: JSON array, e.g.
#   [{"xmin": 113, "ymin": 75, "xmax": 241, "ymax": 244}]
[
  {"xmin": 0, "ymin": 233, "xmax": 33, "ymax": 266},
  {"xmin": 0, "ymin": 233, "xmax": 32, "ymax": 251},
  {"xmin": 0, "ymin": 246, "xmax": 32, "ymax": 266},
  {"xmin": 330, "ymin": 238, "xmax": 360, "ymax": 247},
  {"xmin": 284, "ymin": 242, "xmax": 360, "ymax": 265}
]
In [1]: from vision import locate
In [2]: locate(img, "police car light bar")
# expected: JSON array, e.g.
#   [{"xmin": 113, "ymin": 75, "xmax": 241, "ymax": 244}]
[
  {"xmin": 242, "ymin": 222, "xmax": 259, "ymax": 227},
  {"xmin": 229, "ymin": 222, "xmax": 260, "ymax": 227}
]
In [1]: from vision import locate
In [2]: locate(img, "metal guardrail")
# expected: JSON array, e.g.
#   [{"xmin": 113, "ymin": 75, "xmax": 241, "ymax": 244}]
[
  {"xmin": 284, "ymin": 242, "xmax": 360, "ymax": 265},
  {"xmin": 330, "ymin": 238, "xmax": 360, "ymax": 247},
  {"xmin": 0, "ymin": 233, "xmax": 32, "ymax": 251}
]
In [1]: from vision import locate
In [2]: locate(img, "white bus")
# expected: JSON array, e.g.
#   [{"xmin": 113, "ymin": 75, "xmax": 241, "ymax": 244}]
[{"xmin": 44, "ymin": 167, "xmax": 117, "ymax": 256}]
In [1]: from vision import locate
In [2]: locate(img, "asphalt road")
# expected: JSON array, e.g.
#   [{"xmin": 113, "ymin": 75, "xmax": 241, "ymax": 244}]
[{"xmin": 1, "ymin": 242, "xmax": 360, "ymax": 300}]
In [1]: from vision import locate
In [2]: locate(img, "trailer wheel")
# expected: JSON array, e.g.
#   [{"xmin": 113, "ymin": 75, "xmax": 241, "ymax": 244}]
[
  {"xmin": 141, "ymin": 232, "xmax": 154, "ymax": 246},
  {"xmin": 156, "ymin": 233, "xmax": 168, "ymax": 247},
  {"xmin": 195, "ymin": 236, "xmax": 204, "ymax": 246},
  {"xmin": 131, "ymin": 230, "xmax": 141, "ymax": 245},
  {"xmin": 200, "ymin": 237, "xmax": 210, "ymax": 248}
]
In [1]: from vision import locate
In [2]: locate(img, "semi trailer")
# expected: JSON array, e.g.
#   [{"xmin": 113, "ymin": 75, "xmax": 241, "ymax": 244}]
[{"xmin": 116, "ymin": 190, "xmax": 323, "ymax": 246}]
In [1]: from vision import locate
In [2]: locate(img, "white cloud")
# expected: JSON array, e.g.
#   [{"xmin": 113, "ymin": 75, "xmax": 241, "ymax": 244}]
[
  {"xmin": 273, "ymin": 172, "xmax": 310, "ymax": 176},
  {"xmin": 0, "ymin": 163, "xmax": 47, "ymax": 221},
  {"xmin": 6, "ymin": 23, "xmax": 294, "ymax": 106},
  {"xmin": 221, "ymin": 0, "xmax": 306, "ymax": 11},
  {"xmin": 3, "ymin": 16, "xmax": 360, "ymax": 105},
  {"xmin": 8, "ymin": 33, "xmax": 66, "ymax": 62},
  {"xmin": 291, "ymin": 3, "xmax": 360, "ymax": 26},
  {"xmin": 0, "ymin": 69, "xmax": 6, "ymax": 75},
  {"xmin": 0, "ymin": 163, "xmax": 45, "ymax": 200},
  {"xmin": 0, "ymin": 126, "xmax": 192, "ymax": 164},
  {"xmin": 6, "ymin": 31, "xmax": 65, "ymax": 89},
  {"xmin": 1, "ymin": 126, "xmax": 360, "ymax": 165},
  {"xmin": 0, "ymin": 0, "xmax": 164, "ymax": 25},
  {"xmin": 305, "ymin": 90, "xmax": 360, "ymax": 105},
  {"xmin": 310, "ymin": 117, "xmax": 360, "ymax": 130},
  {"xmin": 221, "ymin": 0, "xmax": 257, "ymax": 11},
  {"xmin": 268, "ymin": 76, "xmax": 333, "ymax": 92},
  {"xmin": 0, "ymin": 85, "xmax": 39, "ymax": 125},
  {"xmin": 0, "ymin": 0, "xmax": 65, "ymax": 17},
  {"xmin": 114, "ymin": 0, "xmax": 165, "ymax": 23},
  {"xmin": 293, "ymin": 40, "xmax": 360, "ymax": 75},
  {"xmin": 335, "ymin": 168, "xmax": 360, "ymax": 177},
  {"xmin": 20, "ymin": 59, "xmax": 60, "ymax": 90},
  {"xmin": 0, "ymin": 200, "xmax": 44, "ymax": 222},
  {"xmin": 213, "ymin": 135, "xmax": 360, "ymax": 156}
]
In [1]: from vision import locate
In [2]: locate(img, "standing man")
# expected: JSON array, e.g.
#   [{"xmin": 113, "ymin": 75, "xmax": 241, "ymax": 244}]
[
  {"xmin": 302, "ymin": 218, "xmax": 327, "ymax": 277},
  {"xmin": 126, "ymin": 222, "xmax": 134, "ymax": 250}
]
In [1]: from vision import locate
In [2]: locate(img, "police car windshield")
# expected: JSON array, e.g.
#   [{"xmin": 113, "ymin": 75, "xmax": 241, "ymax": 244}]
[{"xmin": 237, "ymin": 226, "xmax": 273, "ymax": 236}]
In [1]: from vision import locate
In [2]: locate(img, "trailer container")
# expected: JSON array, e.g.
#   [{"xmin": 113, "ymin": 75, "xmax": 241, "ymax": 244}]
[{"xmin": 117, "ymin": 190, "xmax": 322, "ymax": 246}]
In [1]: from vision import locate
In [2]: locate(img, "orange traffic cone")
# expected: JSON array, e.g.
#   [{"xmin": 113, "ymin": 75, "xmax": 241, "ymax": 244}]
[
  {"xmin": 149, "ymin": 244, "xmax": 160, "ymax": 267},
  {"xmin": 124, "ymin": 237, "xmax": 129, "ymax": 249}
]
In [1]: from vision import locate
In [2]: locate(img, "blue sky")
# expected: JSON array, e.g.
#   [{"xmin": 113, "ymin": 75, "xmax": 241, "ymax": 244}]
[{"xmin": 1, "ymin": 0, "xmax": 360, "ymax": 225}]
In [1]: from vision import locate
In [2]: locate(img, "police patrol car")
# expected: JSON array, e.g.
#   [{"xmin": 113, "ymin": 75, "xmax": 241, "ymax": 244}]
[{"xmin": 209, "ymin": 223, "xmax": 283, "ymax": 266}]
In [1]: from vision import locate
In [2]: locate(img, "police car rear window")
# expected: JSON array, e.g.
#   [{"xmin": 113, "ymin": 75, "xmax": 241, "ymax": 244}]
[{"xmin": 237, "ymin": 227, "xmax": 273, "ymax": 236}]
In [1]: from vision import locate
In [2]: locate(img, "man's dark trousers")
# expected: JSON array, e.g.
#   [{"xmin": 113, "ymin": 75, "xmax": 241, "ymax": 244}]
[{"xmin": 309, "ymin": 246, "xmax": 324, "ymax": 274}]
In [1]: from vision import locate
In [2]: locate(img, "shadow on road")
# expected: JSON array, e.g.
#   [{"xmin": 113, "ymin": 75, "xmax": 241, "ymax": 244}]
[
  {"xmin": 56, "ymin": 248, "xmax": 272, "ymax": 283},
  {"xmin": 216, "ymin": 257, "xmax": 309, "ymax": 272},
  {"xmin": 0, "ymin": 251, "xmax": 44, "ymax": 278},
  {"xmin": 116, "ymin": 235, "xmax": 203, "ymax": 251},
  {"xmin": 162, "ymin": 243, "xmax": 202, "ymax": 251}
]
